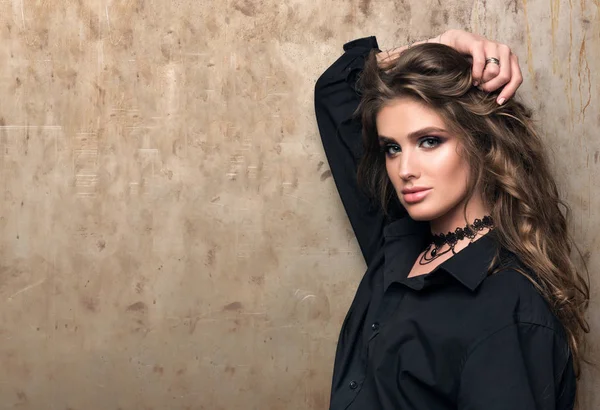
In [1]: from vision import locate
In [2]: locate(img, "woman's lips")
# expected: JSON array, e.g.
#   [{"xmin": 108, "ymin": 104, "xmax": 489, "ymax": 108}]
[{"xmin": 402, "ymin": 188, "xmax": 432, "ymax": 204}]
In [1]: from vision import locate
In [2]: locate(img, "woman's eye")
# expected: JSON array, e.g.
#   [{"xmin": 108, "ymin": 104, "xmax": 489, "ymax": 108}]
[
  {"xmin": 381, "ymin": 144, "xmax": 401, "ymax": 156},
  {"xmin": 419, "ymin": 137, "xmax": 441, "ymax": 148}
]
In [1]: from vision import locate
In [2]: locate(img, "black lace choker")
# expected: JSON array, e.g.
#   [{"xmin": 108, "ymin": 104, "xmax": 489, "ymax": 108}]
[{"xmin": 419, "ymin": 216, "xmax": 494, "ymax": 265}]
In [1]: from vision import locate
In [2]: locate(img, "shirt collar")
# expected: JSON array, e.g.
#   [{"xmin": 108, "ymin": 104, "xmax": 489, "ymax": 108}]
[{"xmin": 382, "ymin": 218, "xmax": 501, "ymax": 292}]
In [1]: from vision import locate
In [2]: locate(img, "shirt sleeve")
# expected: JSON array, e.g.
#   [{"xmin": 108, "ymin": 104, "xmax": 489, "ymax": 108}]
[
  {"xmin": 457, "ymin": 323, "xmax": 575, "ymax": 410},
  {"xmin": 313, "ymin": 36, "xmax": 405, "ymax": 266}
]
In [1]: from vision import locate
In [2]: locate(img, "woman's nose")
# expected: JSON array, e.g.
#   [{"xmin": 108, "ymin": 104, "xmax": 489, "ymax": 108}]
[{"xmin": 398, "ymin": 152, "xmax": 419, "ymax": 181}]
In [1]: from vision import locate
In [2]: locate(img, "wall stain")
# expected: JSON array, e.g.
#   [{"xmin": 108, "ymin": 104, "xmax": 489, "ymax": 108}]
[
  {"xmin": 74, "ymin": 0, "xmax": 100, "ymax": 41},
  {"xmin": 206, "ymin": 247, "xmax": 216, "ymax": 266},
  {"xmin": 250, "ymin": 275, "xmax": 265, "ymax": 285},
  {"xmin": 320, "ymin": 170, "xmax": 332, "ymax": 181},
  {"xmin": 184, "ymin": 218, "xmax": 197, "ymax": 235},
  {"xmin": 81, "ymin": 296, "xmax": 98, "ymax": 312},
  {"xmin": 16, "ymin": 390, "xmax": 28, "ymax": 402},
  {"xmin": 429, "ymin": 8, "xmax": 448, "ymax": 29},
  {"xmin": 506, "ymin": 0, "xmax": 520, "ymax": 14},
  {"xmin": 233, "ymin": 0, "xmax": 256, "ymax": 17},
  {"xmin": 126, "ymin": 301, "xmax": 147, "ymax": 312},
  {"xmin": 318, "ymin": 26, "xmax": 334, "ymax": 41},
  {"xmin": 223, "ymin": 301, "xmax": 243, "ymax": 311},
  {"xmin": 359, "ymin": 0, "xmax": 372, "ymax": 15},
  {"xmin": 582, "ymin": 250, "xmax": 591, "ymax": 264}
]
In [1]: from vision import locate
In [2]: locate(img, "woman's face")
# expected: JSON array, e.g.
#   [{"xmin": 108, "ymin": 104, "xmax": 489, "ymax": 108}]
[{"xmin": 376, "ymin": 97, "xmax": 472, "ymax": 223}]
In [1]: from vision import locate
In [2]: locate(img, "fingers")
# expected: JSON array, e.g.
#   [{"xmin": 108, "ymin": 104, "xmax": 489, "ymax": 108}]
[
  {"xmin": 479, "ymin": 44, "xmax": 512, "ymax": 93},
  {"xmin": 480, "ymin": 59, "xmax": 500, "ymax": 84},
  {"xmin": 470, "ymin": 40, "xmax": 487, "ymax": 86},
  {"xmin": 495, "ymin": 53, "xmax": 523, "ymax": 104},
  {"xmin": 474, "ymin": 42, "xmax": 523, "ymax": 105}
]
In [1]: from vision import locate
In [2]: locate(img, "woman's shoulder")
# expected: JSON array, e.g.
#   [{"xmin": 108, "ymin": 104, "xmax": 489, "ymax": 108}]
[{"xmin": 474, "ymin": 260, "xmax": 565, "ymax": 334}]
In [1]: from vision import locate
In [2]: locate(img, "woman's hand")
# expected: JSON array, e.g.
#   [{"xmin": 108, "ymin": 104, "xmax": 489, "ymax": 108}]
[
  {"xmin": 377, "ymin": 29, "xmax": 523, "ymax": 105},
  {"xmin": 445, "ymin": 29, "xmax": 523, "ymax": 105}
]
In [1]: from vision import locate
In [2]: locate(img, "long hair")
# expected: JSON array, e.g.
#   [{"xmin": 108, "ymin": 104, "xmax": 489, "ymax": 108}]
[{"xmin": 356, "ymin": 43, "xmax": 590, "ymax": 377}]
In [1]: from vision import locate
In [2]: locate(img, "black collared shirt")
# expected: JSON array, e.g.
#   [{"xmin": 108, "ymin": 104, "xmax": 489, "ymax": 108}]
[{"xmin": 314, "ymin": 36, "xmax": 576, "ymax": 410}]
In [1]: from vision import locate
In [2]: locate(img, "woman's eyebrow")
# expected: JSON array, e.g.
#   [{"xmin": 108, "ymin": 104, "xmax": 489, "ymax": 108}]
[
  {"xmin": 377, "ymin": 136, "xmax": 397, "ymax": 145},
  {"xmin": 378, "ymin": 126, "xmax": 448, "ymax": 143}
]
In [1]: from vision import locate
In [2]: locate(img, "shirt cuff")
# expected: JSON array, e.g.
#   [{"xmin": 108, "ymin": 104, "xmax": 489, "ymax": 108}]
[{"xmin": 343, "ymin": 36, "xmax": 380, "ymax": 52}]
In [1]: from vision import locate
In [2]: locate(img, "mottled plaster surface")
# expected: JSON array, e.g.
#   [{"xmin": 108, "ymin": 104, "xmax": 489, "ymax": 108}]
[{"xmin": 0, "ymin": 0, "xmax": 598, "ymax": 409}]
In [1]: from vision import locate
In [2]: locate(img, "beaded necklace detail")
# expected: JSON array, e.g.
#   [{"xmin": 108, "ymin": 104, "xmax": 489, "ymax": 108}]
[{"xmin": 418, "ymin": 216, "xmax": 495, "ymax": 265}]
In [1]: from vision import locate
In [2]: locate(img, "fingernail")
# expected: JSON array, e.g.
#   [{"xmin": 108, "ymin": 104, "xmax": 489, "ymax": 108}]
[
  {"xmin": 497, "ymin": 97, "xmax": 506, "ymax": 105},
  {"xmin": 473, "ymin": 81, "xmax": 479, "ymax": 86}
]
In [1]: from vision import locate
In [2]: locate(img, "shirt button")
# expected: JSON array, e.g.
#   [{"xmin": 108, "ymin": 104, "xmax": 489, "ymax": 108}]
[
  {"xmin": 371, "ymin": 322, "xmax": 379, "ymax": 331},
  {"xmin": 349, "ymin": 380, "xmax": 358, "ymax": 389}
]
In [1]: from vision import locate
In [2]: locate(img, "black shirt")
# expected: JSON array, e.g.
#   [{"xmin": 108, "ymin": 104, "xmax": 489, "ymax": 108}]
[{"xmin": 314, "ymin": 36, "xmax": 576, "ymax": 410}]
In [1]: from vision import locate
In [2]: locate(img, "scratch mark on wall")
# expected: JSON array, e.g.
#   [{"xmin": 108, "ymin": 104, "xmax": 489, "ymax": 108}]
[
  {"xmin": 18, "ymin": 0, "xmax": 25, "ymax": 28},
  {"xmin": 294, "ymin": 289, "xmax": 316, "ymax": 300},
  {"xmin": 74, "ymin": 132, "xmax": 99, "ymax": 198},
  {"xmin": 7, "ymin": 278, "xmax": 46, "ymax": 300},
  {"xmin": 105, "ymin": 5, "xmax": 111, "ymax": 32},
  {"xmin": 566, "ymin": 0, "xmax": 574, "ymax": 130},
  {"xmin": 0, "ymin": 126, "xmax": 62, "ymax": 130},
  {"xmin": 97, "ymin": 40, "xmax": 104, "ymax": 72},
  {"xmin": 284, "ymin": 194, "xmax": 312, "ymax": 206},
  {"xmin": 521, "ymin": 0, "xmax": 535, "ymax": 80},
  {"xmin": 577, "ymin": 38, "xmax": 591, "ymax": 120},
  {"xmin": 550, "ymin": 0, "xmax": 560, "ymax": 74}
]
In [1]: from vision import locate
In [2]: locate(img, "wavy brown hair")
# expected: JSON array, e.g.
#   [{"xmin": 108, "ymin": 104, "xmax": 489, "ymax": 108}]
[{"xmin": 355, "ymin": 43, "xmax": 590, "ymax": 377}]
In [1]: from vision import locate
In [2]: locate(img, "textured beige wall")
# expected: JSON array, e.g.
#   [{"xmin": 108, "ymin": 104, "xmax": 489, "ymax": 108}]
[{"xmin": 0, "ymin": 0, "xmax": 598, "ymax": 409}]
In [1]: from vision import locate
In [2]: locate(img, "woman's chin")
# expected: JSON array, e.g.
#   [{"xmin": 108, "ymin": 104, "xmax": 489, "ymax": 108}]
[{"xmin": 404, "ymin": 205, "xmax": 444, "ymax": 222}]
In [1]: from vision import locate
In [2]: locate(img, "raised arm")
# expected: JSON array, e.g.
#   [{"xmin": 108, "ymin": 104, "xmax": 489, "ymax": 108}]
[{"xmin": 314, "ymin": 37, "xmax": 399, "ymax": 266}]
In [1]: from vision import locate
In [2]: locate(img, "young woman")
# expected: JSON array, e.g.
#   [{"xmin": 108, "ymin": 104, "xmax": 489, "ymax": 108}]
[{"xmin": 314, "ymin": 29, "xmax": 590, "ymax": 409}]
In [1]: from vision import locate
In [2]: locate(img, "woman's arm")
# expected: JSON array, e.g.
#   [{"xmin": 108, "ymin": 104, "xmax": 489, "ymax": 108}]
[
  {"xmin": 457, "ymin": 323, "xmax": 575, "ymax": 409},
  {"xmin": 314, "ymin": 37, "xmax": 392, "ymax": 266}
]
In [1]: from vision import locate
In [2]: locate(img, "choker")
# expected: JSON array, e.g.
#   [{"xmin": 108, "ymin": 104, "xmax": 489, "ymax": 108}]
[{"xmin": 419, "ymin": 215, "xmax": 494, "ymax": 265}]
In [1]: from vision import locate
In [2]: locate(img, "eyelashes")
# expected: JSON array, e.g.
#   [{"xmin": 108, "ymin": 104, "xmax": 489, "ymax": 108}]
[
  {"xmin": 420, "ymin": 136, "xmax": 442, "ymax": 149},
  {"xmin": 380, "ymin": 143, "xmax": 400, "ymax": 156}
]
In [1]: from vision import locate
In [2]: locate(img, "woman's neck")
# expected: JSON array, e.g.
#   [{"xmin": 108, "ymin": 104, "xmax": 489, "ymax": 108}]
[{"xmin": 429, "ymin": 198, "xmax": 490, "ymax": 236}]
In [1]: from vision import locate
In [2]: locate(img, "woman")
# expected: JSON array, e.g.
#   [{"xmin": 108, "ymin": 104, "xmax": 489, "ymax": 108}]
[{"xmin": 314, "ymin": 29, "xmax": 589, "ymax": 409}]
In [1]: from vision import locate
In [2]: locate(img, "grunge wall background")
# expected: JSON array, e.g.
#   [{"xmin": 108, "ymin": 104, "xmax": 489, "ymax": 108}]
[{"xmin": 0, "ymin": 0, "xmax": 598, "ymax": 408}]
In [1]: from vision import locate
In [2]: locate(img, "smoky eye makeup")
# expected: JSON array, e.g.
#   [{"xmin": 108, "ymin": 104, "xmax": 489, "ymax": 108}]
[
  {"xmin": 378, "ymin": 140, "xmax": 402, "ymax": 158},
  {"xmin": 379, "ymin": 143, "xmax": 400, "ymax": 156},
  {"xmin": 418, "ymin": 136, "xmax": 444, "ymax": 148}
]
